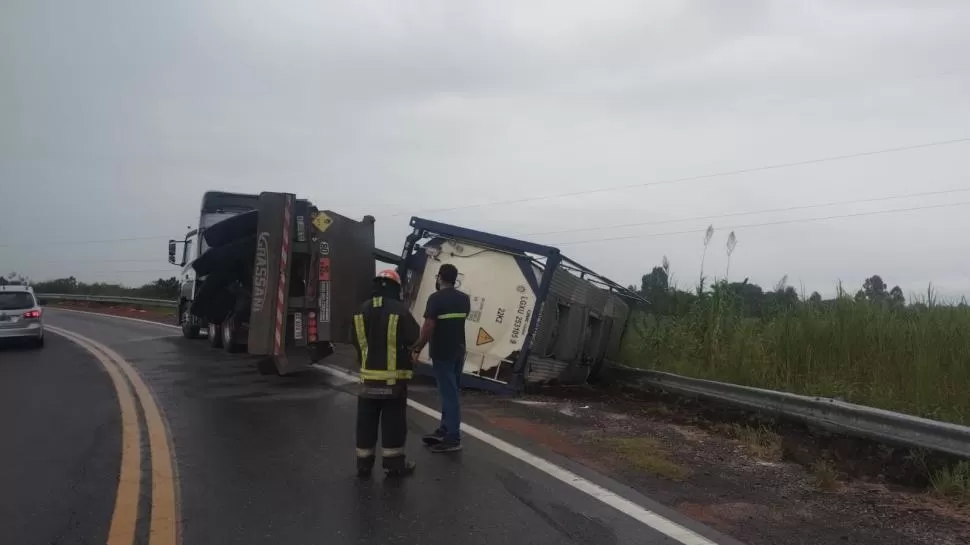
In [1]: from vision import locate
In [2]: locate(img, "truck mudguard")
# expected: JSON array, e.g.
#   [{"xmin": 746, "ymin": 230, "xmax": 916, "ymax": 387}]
[
  {"xmin": 310, "ymin": 210, "xmax": 375, "ymax": 344},
  {"xmin": 203, "ymin": 209, "xmax": 259, "ymax": 248},
  {"xmin": 247, "ymin": 193, "xmax": 293, "ymax": 356}
]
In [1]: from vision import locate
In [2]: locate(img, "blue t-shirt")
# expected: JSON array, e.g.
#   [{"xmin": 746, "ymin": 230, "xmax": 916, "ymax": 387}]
[{"xmin": 423, "ymin": 287, "xmax": 471, "ymax": 361}]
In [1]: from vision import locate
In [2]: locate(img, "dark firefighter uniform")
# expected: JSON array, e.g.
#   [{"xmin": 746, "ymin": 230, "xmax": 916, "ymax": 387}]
[{"xmin": 351, "ymin": 270, "xmax": 420, "ymax": 478}]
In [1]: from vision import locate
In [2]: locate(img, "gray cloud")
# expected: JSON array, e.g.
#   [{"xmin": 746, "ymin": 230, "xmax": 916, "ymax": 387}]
[{"xmin": 2, "ymin": 0, "xmax": 969, "ymax": 299}]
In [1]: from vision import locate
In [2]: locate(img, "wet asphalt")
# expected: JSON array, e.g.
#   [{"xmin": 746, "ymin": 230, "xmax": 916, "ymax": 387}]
[
  {"xmin": 3, "ymin": 309, "xmax": 742, "ymax": 545},
  {"xmin": 0, "ymin": 334, "xmax": 120, "ymax": 545}
]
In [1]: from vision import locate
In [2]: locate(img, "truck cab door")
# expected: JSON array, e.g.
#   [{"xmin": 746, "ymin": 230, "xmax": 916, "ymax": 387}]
[{"xmin": 180, "ymin": 233, "xmax": 198, "ymax": 302}]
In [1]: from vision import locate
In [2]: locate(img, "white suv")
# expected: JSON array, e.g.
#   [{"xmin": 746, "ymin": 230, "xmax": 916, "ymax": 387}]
[{"xmin": 0, "ymin": 284, "xmax": 45, "ymax": 348}]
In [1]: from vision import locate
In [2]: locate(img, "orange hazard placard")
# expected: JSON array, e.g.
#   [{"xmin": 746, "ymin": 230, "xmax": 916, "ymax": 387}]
[{"xmin": 476, "ymin": 327, "xmax": 495, "ymax": 346}]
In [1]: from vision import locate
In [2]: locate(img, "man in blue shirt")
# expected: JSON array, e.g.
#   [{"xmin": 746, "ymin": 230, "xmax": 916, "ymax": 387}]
[{"xmin": 411, "ymin": 264, "xmax": 470, "ymax": 453}]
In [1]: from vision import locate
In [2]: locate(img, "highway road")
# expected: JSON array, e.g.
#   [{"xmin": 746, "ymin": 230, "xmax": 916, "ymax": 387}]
[{"xmin": 0, "ymin": 308, "xmax": 743, "ymax": 545}]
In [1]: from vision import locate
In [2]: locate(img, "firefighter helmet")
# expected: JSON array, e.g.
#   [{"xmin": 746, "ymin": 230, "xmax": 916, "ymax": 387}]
[{"xmin": 375, "ymin": 269, "xmax": 401, "ymax": 285}]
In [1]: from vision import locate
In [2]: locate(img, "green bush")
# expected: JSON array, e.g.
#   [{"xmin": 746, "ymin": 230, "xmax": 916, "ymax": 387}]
[{"xmin": 619, "ymin": 285, "xmax": 970, "ymax": 425}]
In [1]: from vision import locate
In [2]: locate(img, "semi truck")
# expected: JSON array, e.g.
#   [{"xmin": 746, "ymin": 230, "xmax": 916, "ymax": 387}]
[
  {"xmin": 168, "ymin": 191, "xmax": 376, "ymax": 375},
  {"xmin": 395, "ymin": 217, "xmax": 645, "ymax": 394}
]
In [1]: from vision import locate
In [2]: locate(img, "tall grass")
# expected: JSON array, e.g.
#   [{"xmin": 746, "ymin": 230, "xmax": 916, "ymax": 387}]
[{"xmin": 619, "ymin": 285, "xmax": 970, "ymax": 425}]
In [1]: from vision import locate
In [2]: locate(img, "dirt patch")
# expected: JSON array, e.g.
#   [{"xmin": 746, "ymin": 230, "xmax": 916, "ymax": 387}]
[
  {"xmin": 605, "ymin": 437, "xmax": 691, "ymax": 481},
  {"xmin": 464, "ymin": 391, "xmax": 970, "ymax": 545},
  {"xmin": 480, "ymin": 412, "xmax": 610, "ymax": 473},
  {"xmin": 677, "ymin": 502, "xmax": 782, "ymax": 534}
]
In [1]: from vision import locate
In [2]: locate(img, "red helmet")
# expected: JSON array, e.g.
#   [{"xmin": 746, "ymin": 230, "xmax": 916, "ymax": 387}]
[{"xmin": 375, "ymin": 269, "xmax": 401, "ymax": 285}]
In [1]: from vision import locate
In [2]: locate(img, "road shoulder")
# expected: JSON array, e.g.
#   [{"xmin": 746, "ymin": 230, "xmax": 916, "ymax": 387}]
[{"xmin": 450, "ymin": 388, "xmax": 970, "ymax": 545}]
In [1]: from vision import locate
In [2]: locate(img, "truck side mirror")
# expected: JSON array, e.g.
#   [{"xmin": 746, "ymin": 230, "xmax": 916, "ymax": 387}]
[{"xmin": 168, "ymin": 240, "xmax": 178, "ymax": 265}]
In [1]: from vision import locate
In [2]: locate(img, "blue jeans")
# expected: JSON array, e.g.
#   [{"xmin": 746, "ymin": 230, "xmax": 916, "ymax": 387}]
[{"xmin": 432, "ymin": 357, "xmax": 463, "ymax": 442}]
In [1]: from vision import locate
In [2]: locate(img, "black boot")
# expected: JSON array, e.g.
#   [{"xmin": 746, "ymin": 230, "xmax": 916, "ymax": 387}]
[
  {"xmin": 384, "ymin": 458, "xmax": 416, "ymax": 478},
  {"xmin": 357, "ymin": 455, "xmax": 375, "ymax": 479}
]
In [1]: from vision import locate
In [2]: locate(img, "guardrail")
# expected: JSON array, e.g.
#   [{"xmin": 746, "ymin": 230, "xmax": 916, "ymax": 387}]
[
  {"xmin": 37, "ymin": 293, "xmax": 178, "ymax": 308},
  {"xmin": 609, "ymin": 365, "xmax": 970, "ymax": 458}
]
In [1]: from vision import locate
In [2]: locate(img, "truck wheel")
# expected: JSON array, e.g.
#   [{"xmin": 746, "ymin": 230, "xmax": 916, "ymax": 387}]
[
  {"xmin": 222, "ymin": 313, "xmax": 244, "ymax": 353},
  {"xmin": 181, "ymin": 305, "xmax": 200, "ymax": 339},
  {"xmin": 207, "ymin": 322, "xmax": 223, "ymax": 348}
]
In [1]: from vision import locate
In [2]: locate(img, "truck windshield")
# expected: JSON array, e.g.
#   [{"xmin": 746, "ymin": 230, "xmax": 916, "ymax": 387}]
[{"xmin": 0, "ymin": 292, "xmax": 35, "ymax": 310}]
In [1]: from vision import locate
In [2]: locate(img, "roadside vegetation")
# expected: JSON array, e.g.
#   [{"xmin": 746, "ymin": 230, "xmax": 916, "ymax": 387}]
[
  {"xmin": 618, "ymin": 228, "xmax": 970, "ymax": 426},
  {"xmin": 724, "ymin": 423, "xmax": 783, "ymax": 461},
  {"xmin": 3, "ymin": 272, "xmax": 180, "ymax": 300}
]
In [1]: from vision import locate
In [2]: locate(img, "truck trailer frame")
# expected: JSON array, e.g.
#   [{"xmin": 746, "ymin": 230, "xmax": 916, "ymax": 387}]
[{"xmin": 398, "ymin": 216, "xmax": 645, "ymax": 394}]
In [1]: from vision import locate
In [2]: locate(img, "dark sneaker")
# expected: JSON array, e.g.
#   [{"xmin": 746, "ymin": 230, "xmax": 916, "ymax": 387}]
[
  {"xmin": 422, "ymin": 431, "xmax": 445, "ymax": 446},
  {"xmin": 429, "ymin": 441, "xmax": 462, "ymax": 454},
  {"xmin": 385, "ymin": 460, "xmax": 416, "ymax": 478}
]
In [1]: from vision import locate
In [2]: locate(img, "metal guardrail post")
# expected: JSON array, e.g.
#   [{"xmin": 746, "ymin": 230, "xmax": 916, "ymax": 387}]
[
  {"xmin": 36, "ymin": 293, "xmax": 179, "ymax": 309},
  {"xmin": 612, "ymin": 365, "xmax": 970, "ymax": 459}
]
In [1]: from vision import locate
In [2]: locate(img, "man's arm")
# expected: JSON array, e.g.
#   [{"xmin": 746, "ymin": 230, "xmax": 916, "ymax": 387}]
[
  {"xmin": 398, "ymin": 304, "xmax": 421, "ymax": 347},
  {"xmin": 413, "ymin": 320, "xmax": 435, "ymax": 353},
  {"xmin": 411, "ymin": 295, "xmax": 437, "ymax": 353}
]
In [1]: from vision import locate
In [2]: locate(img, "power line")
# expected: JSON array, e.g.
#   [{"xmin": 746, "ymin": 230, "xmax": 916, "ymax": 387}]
[
  {"xmin": 0, "ymin": 235, "xmax": 173, "ymax": 248},
  {"xmin": 551, "ymin": 199, "xmax": 970, "ymax": 247},
  {"xmin": 3, "ymin": 135, "xmax": 968, "ymax": 249},
  {"xmin": 390, "ymin": 136, "xmax": 970, "ymax": 217},
  {"xmin": 32, "ymin": 269, "xmax": 177, "ymax": 277},
  {"xmin": 523, "ymin": 186, "xmax": 970, "ymax": 238},
  {"xmin": 26, "ymin": 258, "xmax": 166, "ymax": 265}
]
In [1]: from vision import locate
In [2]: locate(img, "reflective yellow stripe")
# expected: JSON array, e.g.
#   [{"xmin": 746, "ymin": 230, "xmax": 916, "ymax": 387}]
[
  {"xmin": 353, "ymin": 314, "xmax": 368, "ymax": 367},
  {"xmin": 372, "ymin": 297, "xmax": 383, "ymax": 308},
  {"xmin": 382, "ymin": 447, "xmax": 405, "ymax": 457},
  {"xmin": 360, "ymin": 369, "xmax": 414, "ymax": 380},
  {"xmin": 356, "ymin": 448, "xmax": 374, "ymax": 458},
  {"xmin": 437, "ymin": 313, "xmax": 467, "ymax": 320},
  {"xmin": 387, "ymin": 314, "xmax": 399, "ymax": 386}
]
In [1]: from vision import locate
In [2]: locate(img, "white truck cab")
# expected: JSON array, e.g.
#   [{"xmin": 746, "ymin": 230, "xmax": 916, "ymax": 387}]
[{"xmin": 168, "ymin": 191, "xmax": 261, "ymax": 339}]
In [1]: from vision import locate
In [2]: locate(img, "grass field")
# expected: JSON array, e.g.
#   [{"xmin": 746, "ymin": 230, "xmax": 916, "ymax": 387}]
[{"xmin": 618, "ymin": 288, "xmax": 970, "ymax": 426}]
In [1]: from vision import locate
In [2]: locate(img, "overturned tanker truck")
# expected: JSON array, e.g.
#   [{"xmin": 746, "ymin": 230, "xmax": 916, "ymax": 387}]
[
  {"xmin": 168, "ymin": 191, "xmax": 376, "ymax": 375},
  {"xmin": 394, "ymin": 217, "xmax": 646, "ymax": 394}
]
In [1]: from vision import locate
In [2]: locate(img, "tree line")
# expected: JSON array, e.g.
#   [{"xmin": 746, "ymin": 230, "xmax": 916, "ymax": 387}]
[
  {"xmin": 2, "ymin": 272, "xmax": 180, "ymax": 300},
  {"xmin": 626, "ymin": 257, "xmax": 947, "ymax": 319}
]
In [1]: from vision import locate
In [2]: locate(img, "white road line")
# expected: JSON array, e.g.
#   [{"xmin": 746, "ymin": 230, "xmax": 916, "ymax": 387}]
[
  {"xmin": 114, "ymin": 334, "xmax": 182, "ymax": 344},
  {"xmin": 51, "ymin": 307, "xmax": 721, "ymax": 544},
  {"xmin": 315, "ymin": 364, "xmax": 719, "ymax": 545},
  {"xmin": 48, "ymin": 307, "xmax": 181, "ymax": 330}
]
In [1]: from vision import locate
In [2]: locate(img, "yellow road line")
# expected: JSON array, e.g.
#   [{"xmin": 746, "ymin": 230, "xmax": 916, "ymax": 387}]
[
  {"xmin": 47, "ymin": 327, "xmax": 141, "ymax": 545},
  {"xmin": 96, "ymin": 341, "xmax": 178, "ymax": 545},
  {"xmin": 49, "ymin": 326, "xmax": 179, "ymax": 545}
]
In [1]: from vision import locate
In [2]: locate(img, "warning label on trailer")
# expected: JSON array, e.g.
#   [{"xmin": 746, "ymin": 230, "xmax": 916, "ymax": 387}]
[
  {"xmin": 476, "ymin": 327, "xmax": 495, "ymax": 346},
  {"xmin": 312, "ymin": 212, "xmax": 333, "ymax": 233}
]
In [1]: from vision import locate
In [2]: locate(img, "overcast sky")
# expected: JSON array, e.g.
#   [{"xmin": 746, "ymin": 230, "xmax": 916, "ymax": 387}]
[{"xmin": 3, "ymin": 0, "xmax": 969, "ymax": 300}]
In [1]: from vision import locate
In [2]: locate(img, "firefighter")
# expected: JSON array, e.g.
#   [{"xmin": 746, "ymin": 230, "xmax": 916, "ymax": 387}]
[{"xmin": 351, "ymin": 269, "xmax": 420, "ymax": 478}]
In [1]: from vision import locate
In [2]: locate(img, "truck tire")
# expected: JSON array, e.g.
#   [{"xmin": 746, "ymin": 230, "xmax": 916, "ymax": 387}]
[
  {"xmin": 222, "ymin": 313, "xmax": 244, "ymax": 353},
  {"xmin": 180, "ymin": 304, "xmax": 200, "ymax": 339},
  {"xmin": 207, "ymin": 322, "xmax": 223, "ymax": 348}
]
